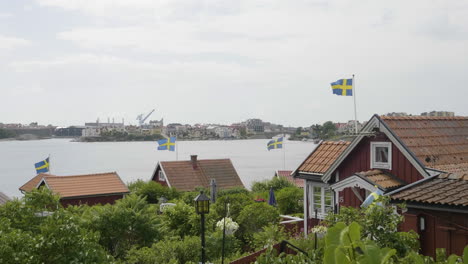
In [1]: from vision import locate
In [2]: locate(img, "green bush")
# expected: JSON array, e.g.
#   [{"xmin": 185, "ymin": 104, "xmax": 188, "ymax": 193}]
[
  {"xmin": 252, "ymin": 224, "xmax": 288, "ymax": 250},
  {"xmin": 82, "ymin": 194, "xmax": 162, "ymax": 258},
  {"xmin": 206, "ymin": 230, "xmax": 241, "ymax": 260},
  {"xmin": 211, "ymin": 192, "xmax": 254, "ymax": 222},
  {"xmin": 237, "ymin": 203, "xmax": 279, "ymax": 243},
  {"xmin": 324, "ymin": 196, "xmax": 419, "ymax": 257},
  {"xmin": 128, "ymin": 180, "xmax": 180, "ymax": 203},
  {"xmin": 126, "ymin": 236, "xmax": 200, "ymax": 264},
  {"xmin": 276, "ymin": 187, "xmax": 303, "ymax": 215},
  {"xmin": 251, "ymin": 177, "xmax": 294, "ymax": 193}
]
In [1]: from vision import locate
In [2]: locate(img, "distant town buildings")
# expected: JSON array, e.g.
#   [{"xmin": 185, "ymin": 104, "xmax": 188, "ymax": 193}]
[
  {"xmin": 421, "ymin": 111, "xmax": 455, "ymax": 117},
  {"xmin": 385, "ymin": 112, "xmax": 409, "ymax": 117},
  {"xmin": 82, "ymin": 120, "xmax": 126, "ymax": 137}
]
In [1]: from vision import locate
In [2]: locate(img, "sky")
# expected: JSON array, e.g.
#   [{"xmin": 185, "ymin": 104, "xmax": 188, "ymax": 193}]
[{"xmin": 1, "ymin": 0, "xmax": 467, "ymax": 127}]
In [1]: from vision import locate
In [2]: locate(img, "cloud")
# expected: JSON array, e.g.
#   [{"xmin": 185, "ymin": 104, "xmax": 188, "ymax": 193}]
[
  {"xmin": 0, "ymin": 35, "xmax": 30, "ymax": 50},
  {"xmin": 0, "ymin": 12, "xmax": 13, "ymax": 19}
]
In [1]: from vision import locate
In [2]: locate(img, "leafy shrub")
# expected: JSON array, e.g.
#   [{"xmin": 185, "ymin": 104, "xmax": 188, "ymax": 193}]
[
  {"xmin": 276, "ymin": 187, "xmax": 302, "ymax": 215},
  {"xmin": 83, "ymin": 194, "xmax": 161, "ymax": 258},
  {"xmin": 251, "ymin": 177, "xmax": 294, "ymax": 192},
  {"xmin": 324, "ymin": 196, "xmax": 419, "ymax": 257},
  {"xmin": 211, "ymin": 192, "xmax": 254, "ymax": 222},
  {"xmin": 252, "ymin": 224, "xmax": 288, "ymax": 250},
  {"xmin": 206, "ymin": 230, "xmax": 242, "ymax": 260},
  {"xmin": 237, "ymin": 203, "xmax": 280, "ymax": 243},
  {"xmin": 218, "ymin": 187, "xmax": 250, "ymax": 197},
  {"xmin": 128, "ymin": 180, "xmax": 180, "ymax": 203},
  {"xmin": 126, "ymin": 236, "xmax": 200, "ymax": 264}
]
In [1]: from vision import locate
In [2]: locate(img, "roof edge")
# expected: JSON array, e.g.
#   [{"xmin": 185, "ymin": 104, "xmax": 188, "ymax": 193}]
[{"xmin": 292, "ymin": 140, "xmax": 324, "ymax": 178}]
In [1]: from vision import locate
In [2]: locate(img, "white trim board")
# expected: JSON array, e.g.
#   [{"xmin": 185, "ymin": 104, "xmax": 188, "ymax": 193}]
[{"xmin": 330, "ymin": 175, "xmax": 378, "ymax": 193}]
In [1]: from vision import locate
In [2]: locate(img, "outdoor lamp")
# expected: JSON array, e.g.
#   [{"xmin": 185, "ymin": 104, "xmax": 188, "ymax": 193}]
[
  {"xmin": 194, "ymin": 191, "xmax": 210, "ymax": 214},
  {"xmin": 194, "ymin": 191, "xmax": 210, "ymax": 264}
]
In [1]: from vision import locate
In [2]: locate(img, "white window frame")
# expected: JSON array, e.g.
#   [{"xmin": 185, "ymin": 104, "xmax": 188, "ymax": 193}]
[
  {"xmin": 370, "ymin": 142, "xmax": 392, "ymax": 169},
  {"xmin": 158, "ymin": 171, "xmax": 165, "ymax": 181},
  {"xmin": 308, "ymin": 182, "xmax": 334, "ymax": 220}
]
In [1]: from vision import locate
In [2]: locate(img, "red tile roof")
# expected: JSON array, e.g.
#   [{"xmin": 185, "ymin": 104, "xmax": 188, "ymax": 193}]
[
  {"xmin": 381, "ymin": 116, "xmax": 468, "ymax": 173},
  {"xmin": 275, "ymin": 170, "xmax": 304, "ymax": 188},
  {"xmin": 21, "ymin": 172, "xmax": 129, "ymax": 198},
  {"xmin": 158, "ymin": 158, "xmax": 244, "ymax": 191},
  {"xmin": 356, "ymin": 170, "xmax": 404, "ymax": 189},
  {"xmin": 391, "ymin": 172, "xmax": 468, "ymax": 207},
  {"xmin": 297, "ymin": 141, "xmax": 351, "ymax": 174},
  {"xmin": 19, "ymin": 173, "xmax": 53, "ymax": 192}
]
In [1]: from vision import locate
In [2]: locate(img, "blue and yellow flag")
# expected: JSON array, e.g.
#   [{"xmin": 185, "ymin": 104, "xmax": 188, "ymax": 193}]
[
  {"xmin": 34, "ymin": 158, "xmax": 50, "ymax": 174},
  {"xmin": 331, "ymin": 79, "xmax": 353, "ymax": 96},
  {"xmin": 158, "ymin": 137, "xmax": 176, "ymax": 151},
  {"xmin": 361, "ymin": 189, "xmax": 383, "ymax": 207},
  {"xmin": 267, "ymin": 137, "xmax": 283, "ymax": 151}
]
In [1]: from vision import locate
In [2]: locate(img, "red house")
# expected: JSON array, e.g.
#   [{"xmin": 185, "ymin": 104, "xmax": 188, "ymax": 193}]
[
  {"xmin": 151, "ymin": 155, "xmax": 245, "ymax": 191},
  {"xmin": 293, "ymin": 115, "xmax": 468, "ymax": 256},
  {"xmin": 19, "ymin": 172, "xmax": 129, "ymax": 206}
]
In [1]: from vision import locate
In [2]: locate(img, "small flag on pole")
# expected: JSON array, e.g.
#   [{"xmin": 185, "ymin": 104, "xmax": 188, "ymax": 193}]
[
  {"xmin": 34, "ymin": 157, "xmax": 50, "ymax": 174},
  {"xmin": 331, "ymin": 78, "xmax": 353, "ymax": 96},
  {"xmin": 158, "ymin": 137, "xmax": 176, "ymax": 151},
  {"xmin": 267, "ymin": 137, "xmax": 283, "ymax": 151}
]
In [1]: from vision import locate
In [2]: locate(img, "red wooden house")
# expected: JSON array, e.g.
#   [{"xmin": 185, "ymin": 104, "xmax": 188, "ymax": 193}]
[
  {"xmin": 293, "ymin": 115, "xmax": 468, "ymax": 256},
  {"xmin": 151, "ymin": 155, "xmax": 245, "ymax": 191},
  {"xmin": 19, "ymin": 172, "xmax": 129, "ymax": 206}
]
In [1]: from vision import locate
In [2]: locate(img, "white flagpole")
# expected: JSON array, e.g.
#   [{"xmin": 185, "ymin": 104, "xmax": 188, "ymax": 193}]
[
  {"xmin": 175, "ymin": 135, "xmax": 178, "ymax": 161},
  {"xmin": 283, "ymin": 134, "xmax": 286, "ymax": 170},
  {"xmin": 352, "ymin": 74, "xmax": 358, "ymax": 134},
  {"xmin": 48, "ymin": 154, "xmax": 51, "ymax": 174}
]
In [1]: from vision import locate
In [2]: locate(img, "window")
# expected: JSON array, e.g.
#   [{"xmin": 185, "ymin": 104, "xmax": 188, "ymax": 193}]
[
  {"xmin": 371, "ymin": 142, "xmax": 392, "ymax": 169},
  {"xmin": 309, "ymin": 184, "xmax": 334, "ymax": 219},
  {"xmin": 158, "ymin": 171, "xmax": 165, "ymax": 181}
]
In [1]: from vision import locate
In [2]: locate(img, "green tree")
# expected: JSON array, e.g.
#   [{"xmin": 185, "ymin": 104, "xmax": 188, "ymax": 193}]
[
  {"xmin": 276, "ymin": 187, "xmax": 303, "ymax": 215},
  {"xmin": 321, "ymin": 121, "xmax": 337, "ymax": 139},
  {"xmin": 251, "ymin": 177, "xmax": 294, "ymax": 193},
  {"xmin": 324, "ymin": 196, "xmax": 419, "ymax": 257},
  {"xmin": 83, "ymin": 194, "xmax": 162, "ymax": 258},
  {"xmin": 126, "ymin": 236, "xmax": 201, "ymax": 264},
  {"xmin": 252, "ymin": 224, "xmax": 288, "ymax": 250},
  {"xmin": 129, "ymin": 180, "xmax": 180, "ymax": 203},
  {"xmin": 0, "ymin": 128, "xmax": 15, "ymax": 139},
  {"xmin": 237, "ymin": 203, "xmax": 280, "ymax": 244}
]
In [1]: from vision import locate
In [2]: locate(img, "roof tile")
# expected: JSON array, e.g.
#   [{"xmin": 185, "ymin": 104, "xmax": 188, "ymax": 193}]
[
  {"xmin": 159, "ymin": 158, "xmax": 244, "ymax": 191},
  {"xmin": 391, "ymin": 172, "xmax": 468, "ymax": 207},
  {"xmin": 298, "ymin": 141, "xmax": 351, "ymax": 174},
  {"xmin": 381, "ymin": 116, "xmax": 468, "ymax": 172}
]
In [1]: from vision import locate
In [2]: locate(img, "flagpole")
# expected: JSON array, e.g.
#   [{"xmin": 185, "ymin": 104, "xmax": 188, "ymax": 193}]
[
  {"xmin": 352, "ymin": 74, "xmax": 358, "ymax": 134},
  {"xmin": 175, "ymin": 135, "xmax": 178, "ymax": 161},
  {"xmin": 48, "ymin": 154, "xmax": 51, "ymax": 174},
  {"xmin": 283, "ymin": 134, "xmax": 286, "ymax": 170}
]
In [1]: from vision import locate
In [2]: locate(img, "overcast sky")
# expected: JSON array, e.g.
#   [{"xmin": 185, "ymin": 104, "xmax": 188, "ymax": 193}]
[{"xmin": 1, "ymin": 0, "xmax": 467, "ymax": 127}]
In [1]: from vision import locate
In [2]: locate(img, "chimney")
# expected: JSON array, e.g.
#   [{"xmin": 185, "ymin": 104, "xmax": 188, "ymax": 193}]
[{"xmin": 191, "ymin": 155, "xmax": 198, "ymax": 169}]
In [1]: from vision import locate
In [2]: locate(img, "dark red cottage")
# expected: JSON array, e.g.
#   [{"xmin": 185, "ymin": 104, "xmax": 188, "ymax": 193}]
[{"xmin": 293, "ymin": 115, "xmax": 468, "ymax": 257}]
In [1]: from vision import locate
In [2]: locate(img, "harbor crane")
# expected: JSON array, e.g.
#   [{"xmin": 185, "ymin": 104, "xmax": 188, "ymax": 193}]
[{"xmin": 136, "ymin": 109, "xmax": 155, "ymax": 127}]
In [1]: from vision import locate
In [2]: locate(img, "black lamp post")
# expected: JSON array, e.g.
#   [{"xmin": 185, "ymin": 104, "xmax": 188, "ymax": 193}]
[{"xmin": 194, "ymin": 191, "xmax": 210, "ymax": 264}]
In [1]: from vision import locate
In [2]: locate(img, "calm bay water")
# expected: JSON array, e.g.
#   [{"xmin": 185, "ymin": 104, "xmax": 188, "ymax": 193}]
[{"xmin": 0, "ymin": 138, "xmax": 316, "ymax": 197}]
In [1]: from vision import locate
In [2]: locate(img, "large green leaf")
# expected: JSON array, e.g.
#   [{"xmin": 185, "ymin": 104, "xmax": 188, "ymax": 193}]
[{"xmin": 464, "ymin": 245, "xmax": 468, "ymax": 264}]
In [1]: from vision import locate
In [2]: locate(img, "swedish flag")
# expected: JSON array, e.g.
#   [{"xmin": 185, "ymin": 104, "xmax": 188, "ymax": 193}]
[
  {"xmin": 331, "ymin": 79, "xmax": 353, "ymax": 96},
  {"xmin": 267, "ymin": 137, "xmax": 283, "ymax": 151},
  {"xmin": 34, "ymin": 158, "xmax": 50, "ymax": 174},
  {"xmin": 361, "ymin": 189, "xmax": 383, "ymax": 207},
  {"xmin": 158, "ymin": 137, "xmax": 176, "ymax": 151}
]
